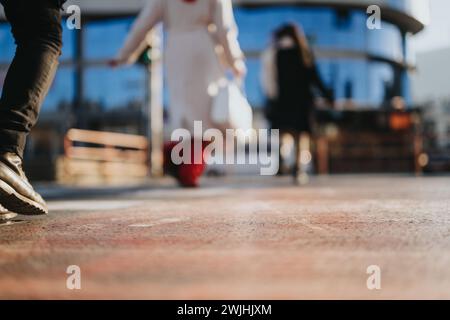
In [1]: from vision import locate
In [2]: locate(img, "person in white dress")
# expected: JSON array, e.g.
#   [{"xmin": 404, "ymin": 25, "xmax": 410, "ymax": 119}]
[
  {"xmin": 110, "ymin": 0, "xmax": 246, "ymax": 133},
  {"xmin": 110, "ymin": 0, "xmax": 246, "ymax": 187}
]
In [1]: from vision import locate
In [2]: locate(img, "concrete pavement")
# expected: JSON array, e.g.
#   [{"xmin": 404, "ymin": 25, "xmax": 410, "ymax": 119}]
[{"xmin": 0, "ymin": 175, "xmax": 450, "ymax": 299}]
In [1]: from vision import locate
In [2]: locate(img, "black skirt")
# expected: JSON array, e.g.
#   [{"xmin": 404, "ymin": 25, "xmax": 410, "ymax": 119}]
[{"xmin": 266, "ymin": 99, "xmax": 314, "ymax": 133}]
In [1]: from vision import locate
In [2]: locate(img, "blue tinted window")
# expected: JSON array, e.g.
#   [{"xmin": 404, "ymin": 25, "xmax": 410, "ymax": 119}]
[
  {"xmin": 1, "ymin": 21, "xmax": 75, "ymax": 61},
  {"xmin": 367, "ymin": 23, "xmax": 403, "ymax": 61},
  {"xmin": 0, "ymin": 23, "xmax": 14, "ymax": 62},
  {"xmin": 235, "ymin": 7, "xmax": 366, "ymax": 52},
  {"xmin": 61, "ymin": 21, "xmax": 76, "ymax": 61},
  {"xmin": 84, "ymin": 18, "xmax": 134, "ymax": 60},
  {"xmin": 235, "ymin": 6, "xmax": 403, "ymax": 60},
  {"xmin": 234, "ymin": 5, "xmax": 403, "ymax": 107},
  {"xmin": 318, "ymin": 59, "xmax": 395, "ymax": 106},
  {"xmin": 368, "ymin": 62, "xmax": 394, "ymax": 105},
  {"xmin": 41, "ymin": 67, "xmax": 75, "ymax": 113},
  {"xmin": 245, "ymin": 58, "xmax": 264, "ymax": 107},
  {"xmin": 334, "ymin": 10, "xmax": 352, "ymax": 29},
  {"xmin": 251, "ymin": 56, "xmax": 394, "ymax": 107},
  {"xmin": 84, "ymin": 66, "xmax": 146, "ymax": 110}
]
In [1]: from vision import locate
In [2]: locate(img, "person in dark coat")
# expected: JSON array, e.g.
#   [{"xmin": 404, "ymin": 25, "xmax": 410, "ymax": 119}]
[{"xmin": 261, "ymin": 23, "xmax": 334, "ymax": 183}]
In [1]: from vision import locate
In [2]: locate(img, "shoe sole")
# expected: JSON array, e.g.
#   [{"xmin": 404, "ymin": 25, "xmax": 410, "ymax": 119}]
[
  {"xmin": 0, "ymin": 179, "xmax": 48, "ymax": 216},
  {"xmin": 0, "ymin": 212, "xmax": 17, "ymax": 221}
]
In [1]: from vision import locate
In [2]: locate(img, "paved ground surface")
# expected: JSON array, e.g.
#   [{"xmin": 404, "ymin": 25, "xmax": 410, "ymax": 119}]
[{"xmin": 0, "ymin": 175, "xmax": 449, "ymax": 299}]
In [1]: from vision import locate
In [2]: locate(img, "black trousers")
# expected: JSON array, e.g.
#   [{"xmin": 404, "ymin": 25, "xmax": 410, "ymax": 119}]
[{"xmin": 0, "ymin": 0, "xmax": 63, "ymax": 158}]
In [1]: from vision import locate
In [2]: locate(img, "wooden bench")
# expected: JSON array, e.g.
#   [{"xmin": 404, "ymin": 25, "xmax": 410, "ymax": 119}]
[{"xmin": 57, "ymin": 129, "xmax": 149, "ymax": 185}]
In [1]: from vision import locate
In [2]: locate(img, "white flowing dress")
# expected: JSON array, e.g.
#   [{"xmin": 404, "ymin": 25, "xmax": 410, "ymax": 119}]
[{"xmin": 116, "ymin": 0, "xmax": 244, "ymax": 134}]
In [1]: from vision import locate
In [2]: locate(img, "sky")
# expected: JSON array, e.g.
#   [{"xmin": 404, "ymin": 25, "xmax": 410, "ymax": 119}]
[{"xmin": 411, "ymin": 0, "xmax": 450, "ymax": 53}]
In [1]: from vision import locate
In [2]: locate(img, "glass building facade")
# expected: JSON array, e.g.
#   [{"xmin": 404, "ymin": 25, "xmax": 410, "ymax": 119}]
[
  {"xmin": 235, "ymin": 6, "xmax": 407, "ymax": 107},
  {"xmin": 0, "ymin": 0, "xmax": 426, "ymax": 178},
  {"xmin": 0, "ymin": 1, "xmax": 424, "ymax": 117},
  {"xmin": 0, "ymin": 17, "xmax": 148, "ymax": 125}
]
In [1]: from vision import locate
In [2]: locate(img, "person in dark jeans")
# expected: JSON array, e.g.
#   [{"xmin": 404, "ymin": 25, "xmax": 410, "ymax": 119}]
[{"xmin": 0, "ymin": 0, "xmax": 64, "ymax": 215}]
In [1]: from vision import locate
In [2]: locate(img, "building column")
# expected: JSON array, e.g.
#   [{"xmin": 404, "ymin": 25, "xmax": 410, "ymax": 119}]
[
  {"xmin": 401, "ymin": 31, "xmax": 411, "ymax": 104},
  {"xmin": 148, "ymin": 26, "xmax": 164, "ymax": 177},
  {"xmin": 73, "ymin": 26, "xmax": 85, "ymax": 129}
]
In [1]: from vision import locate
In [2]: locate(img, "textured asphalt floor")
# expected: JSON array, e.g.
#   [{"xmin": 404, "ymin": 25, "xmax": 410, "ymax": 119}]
[{"xmin": 0, "ymin": 175, "xmax": 449, "ymax": 299}]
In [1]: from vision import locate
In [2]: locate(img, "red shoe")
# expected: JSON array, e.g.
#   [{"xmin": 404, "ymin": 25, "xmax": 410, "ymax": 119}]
[
  {"xmin": 163, "ymin": 140, "xmax": 208, "ymax": 188},
  {"xmin": 178, "ymin": 162, "xmax": 205, "ymax": 188}
]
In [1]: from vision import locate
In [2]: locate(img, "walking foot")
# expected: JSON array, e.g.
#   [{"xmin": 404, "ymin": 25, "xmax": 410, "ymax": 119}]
[{"xmin": 0, "ymin": 153, "xmax": 48, "ymax": 215}]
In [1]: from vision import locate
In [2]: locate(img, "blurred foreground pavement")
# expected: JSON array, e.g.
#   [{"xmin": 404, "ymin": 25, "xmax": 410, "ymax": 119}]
[{"xmin": 1, "ymin": 175, "xmax": 450, "ymax": 299}]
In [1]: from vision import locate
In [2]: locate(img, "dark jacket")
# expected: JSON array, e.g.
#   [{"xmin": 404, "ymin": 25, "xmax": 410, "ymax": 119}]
[{"xmin": 267, "ymin": 47, "xmax": 333, "ymax": 133}]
